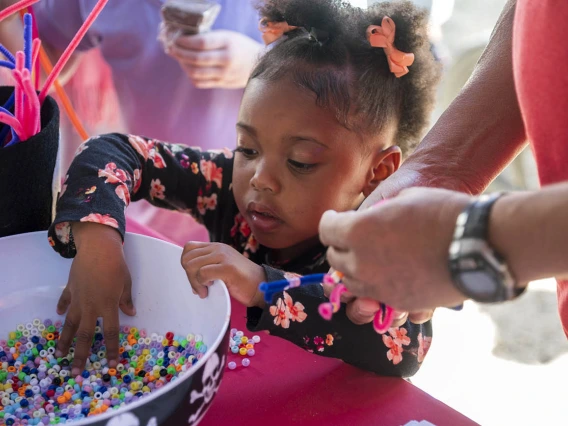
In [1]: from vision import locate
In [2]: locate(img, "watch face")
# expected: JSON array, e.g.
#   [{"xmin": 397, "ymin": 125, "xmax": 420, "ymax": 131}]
[
  {"xmin": 449, "ymin": 251, "xmax": 503, "ymax": 302},
  {"xmin": 460, "ymin": 270, "xmax": 498, "ymax": 300}
]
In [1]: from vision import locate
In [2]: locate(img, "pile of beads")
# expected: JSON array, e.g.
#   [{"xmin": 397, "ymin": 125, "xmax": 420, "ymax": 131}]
[
  {"xmin": 0, "ymin": 319, "xmax": 208, "ymax": 425},
  {"xmin": 227, "ymin": 329, "xmax": 260, "ymax": 370}
]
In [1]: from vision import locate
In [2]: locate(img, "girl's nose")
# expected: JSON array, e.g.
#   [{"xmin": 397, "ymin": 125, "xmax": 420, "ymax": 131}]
[{"xmin": 250, "ymin": 161, "xmax": 281, "ymax": 193}]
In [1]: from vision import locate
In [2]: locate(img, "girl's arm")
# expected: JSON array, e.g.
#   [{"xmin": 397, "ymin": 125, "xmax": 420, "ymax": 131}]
[
  {"xmin": 49, "ymin": 133, "xmax": 233, "ymax": 257},
  {"xmin": 180, "ymin": 241, "xmax": 427, "ymax": 377},
  {"xmin": 247, "ymin": 266, "xmax": 430, "ymax": 377}
]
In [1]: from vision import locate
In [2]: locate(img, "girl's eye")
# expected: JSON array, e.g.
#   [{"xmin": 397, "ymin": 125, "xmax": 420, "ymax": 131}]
[
  {"xmin": 235, "ymin": 147, "xmax": 258, "ymax": 158},
  {"xmin": 288, "ymin": 159, "xmax": 317, "ymax": 173}
]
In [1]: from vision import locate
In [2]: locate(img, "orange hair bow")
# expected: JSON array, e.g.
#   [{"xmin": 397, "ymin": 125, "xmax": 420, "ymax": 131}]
[
  {"xmin": 259, "ymin": 18, "xmax": 298, "ymax": 46},
  {"xmin": 366, "ymin": 16, "xmax": 414, "ymax": 78}
]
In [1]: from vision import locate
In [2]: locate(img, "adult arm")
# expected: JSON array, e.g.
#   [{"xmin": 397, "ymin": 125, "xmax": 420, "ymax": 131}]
[{"xmin": 320, "ymin": 182, "xmax": 568, "ymax": 311}]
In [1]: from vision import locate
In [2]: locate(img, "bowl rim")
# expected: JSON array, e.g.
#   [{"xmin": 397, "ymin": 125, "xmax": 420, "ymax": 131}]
[{"xmin": 0, "ymin": 231, "xmax": 232, "ymax": 425}]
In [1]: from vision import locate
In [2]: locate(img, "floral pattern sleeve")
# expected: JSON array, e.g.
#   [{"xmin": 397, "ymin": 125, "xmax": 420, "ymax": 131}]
[
  {"xmin": 48, "ymin": 133, "xmax": 234, "ymax": 257},
  {"xmin": 246, "ymin": 266, "xmax": 432, "ymax": 378}
]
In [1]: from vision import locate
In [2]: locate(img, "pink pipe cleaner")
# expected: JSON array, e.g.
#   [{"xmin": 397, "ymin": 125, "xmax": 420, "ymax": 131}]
[
  {"xmin": 12, "ymin": 70, "xmax": 31, "ymax": 139},
  {"xmin": 0, "ymin": 112, "xmax": 23, "ymax": 140},
  {"xmin": 32, "ymin": 38, "xmax": 41, "ymax": 72},
  {"xmin": 20, "ymin": 70, "xmax": 40, "ymax": 135},
  {"xmin": 318, "ymin": 282, "xmax": 347, "ymax": 320},
  {"xmin": 0, "ymin": 0, "xmax": 108, "ymax": 143},
  {"xmin": 25, "ymin": 73, "xmax": 40, "ymax": 135},
  {"xmin": 0, "ymin": 0, "xmax": 39, "ymax": 23},
  {"xmin": 373, "ymin": 306, "xmax": 395, "ymax": 334},
  {"xmin": 39, "ymin": 0, "xmax": 109, "ymax": 103},
  {"xmin": 319, "ymin": 269, "xmax": 396, "ymax": 333},
  {"xmin": 14, "ymin": 52, "xmax": 25, "ymax": 136}
]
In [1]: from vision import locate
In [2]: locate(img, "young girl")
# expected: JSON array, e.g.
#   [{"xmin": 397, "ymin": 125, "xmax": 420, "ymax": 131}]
[{"xmin": 48, "ymin": 0, "xmax": 440, "ymax": 378}]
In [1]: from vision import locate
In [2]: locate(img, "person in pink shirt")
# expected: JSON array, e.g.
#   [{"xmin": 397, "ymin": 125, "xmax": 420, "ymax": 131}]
[
  {"xmin": 319, "ymin": 0, "xmax": 568, "ymax": 334},
  {"xmin": 0, "ymin": 0, "xmax": 264, "ymax": 245}
]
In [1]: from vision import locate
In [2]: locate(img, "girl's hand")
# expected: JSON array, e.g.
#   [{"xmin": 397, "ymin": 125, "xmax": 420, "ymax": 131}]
[
  {"xmin": 182, "ymin": 242, "xmax": 266, "ymax": 308},
  {"xmin": 55, "ymin": 222, "xmax": 136, "ymax": 376}
]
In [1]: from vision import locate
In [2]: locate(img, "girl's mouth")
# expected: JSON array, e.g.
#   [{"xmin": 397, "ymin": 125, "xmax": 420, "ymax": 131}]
[{"xmin": 247, "ymin": 202, "xmax": 283, "ymax": 233}]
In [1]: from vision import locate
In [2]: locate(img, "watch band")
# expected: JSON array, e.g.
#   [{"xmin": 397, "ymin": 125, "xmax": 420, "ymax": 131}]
[
  {"xmin": 462, "ymin": 193, "xmax": 503, "ymax": 239},
  {"xmin": 450, "ymin": 193, "xmax": 526, "ymax": 302},
  {"xmin": 453, "ymin": 193, "xmax": 503, "ymax": 242}
]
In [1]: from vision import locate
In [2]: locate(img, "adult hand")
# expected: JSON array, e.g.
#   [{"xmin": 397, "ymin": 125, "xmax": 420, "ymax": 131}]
[
  {"xmin": 322, "ymin": 282, "xmax": 433, "ymax": 327},
  {"xmin": 331, "ymin": 156, "xmax": 472, "ymax": 325},
  {"xmin": 56, "ymin": 222, "xmax": 136, "ymax": 375},
  {"xmin": 167, "ymin": 30, "xmax": 263, "ymax": 89},
  {"xmin": 320, "ymin": 187, "xmax": 472, "ymax": 312},
  {"xmin": 182, "ymin": 241, "xmax": 267, "ymax": 308}
]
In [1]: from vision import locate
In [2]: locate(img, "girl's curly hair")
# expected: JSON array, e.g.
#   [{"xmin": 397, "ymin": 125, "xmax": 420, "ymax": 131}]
[{"xmin": 251, "ymin": 0, "xmax": 441, "ymax": 156}]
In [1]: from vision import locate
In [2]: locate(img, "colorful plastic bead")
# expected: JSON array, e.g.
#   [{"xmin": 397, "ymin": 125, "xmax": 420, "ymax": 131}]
[{"xmin": 0, "ymin": 320, "xmax": 209, "ymax": 424}]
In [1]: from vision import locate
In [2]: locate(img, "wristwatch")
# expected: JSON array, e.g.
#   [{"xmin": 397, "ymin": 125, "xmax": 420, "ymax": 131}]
[{"xmin": 449, "ymin": 193, "xmax": 524, "ymax": 303}]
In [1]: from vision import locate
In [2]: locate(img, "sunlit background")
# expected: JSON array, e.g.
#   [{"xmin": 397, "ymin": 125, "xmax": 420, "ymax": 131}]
[{"xmin": 346, "ymin": 2, "xmax": 567, "ymax": 425}]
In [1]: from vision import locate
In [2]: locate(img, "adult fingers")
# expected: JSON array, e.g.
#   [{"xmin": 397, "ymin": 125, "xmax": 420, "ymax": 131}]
[
  {"xmin": 180, "ymin": 63, "xmax": 224, "ymax": 89},
  {"xmin": 346, "ymin": 299, "xmax": 408, "ymax": 327},
  {"xmin": 183, "ymin": 65, "xmax": 225, "ymax": 81},
  {"xmin": 340, "ymin": 274, "xmax": 382, "ymax": 302},
  {"xmin": 175, "ymin": 32, "xmax": 228, "ymax": 51},
  {"xmin": 390, "ymin": 311, "xmax": 410, "ymax": 328},
  {"xmin": 170, "ymin": 46, "xmax": 228, "ymax": 67},
  {"xmin": 193, "ymin": 79, "xmax": 223, "ymax": 89},
  {"xmin": 323, "ymin": 282, "xmax": 355, "ymax": 303},
  {"xmin": 408, "ymin": 310, "xmax": 434, "ymax": 325},
  {"xmin": 325, "ymin": 247, "xmax": 356, "ymax": 280},
  {"xmin": 319, "ymin": 210, "xmax": 359, "ymax": 250},
  {"xmin": 345, "ymin": 298, "xmax": 382, "ymax": 325}
]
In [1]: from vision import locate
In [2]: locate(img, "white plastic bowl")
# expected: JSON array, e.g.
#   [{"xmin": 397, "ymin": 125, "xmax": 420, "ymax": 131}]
[{"xmin": 0, "ymin": 231, "xmax": 231, "ymax": 426}]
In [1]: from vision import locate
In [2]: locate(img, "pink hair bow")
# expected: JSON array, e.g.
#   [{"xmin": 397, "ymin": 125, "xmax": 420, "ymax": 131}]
[
  {"xmin": 366, "ymin": 16, "xmax": 415, "ymax": 78},
  {"xmin": 259, "ymin": 18, "xmax": 298, "ymax": 46}
]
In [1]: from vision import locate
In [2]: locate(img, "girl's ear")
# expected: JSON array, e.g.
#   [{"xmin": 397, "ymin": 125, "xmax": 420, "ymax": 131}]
[{"xmin": 362, "ymin": 145, "xmax": 401, "ymax": 197}]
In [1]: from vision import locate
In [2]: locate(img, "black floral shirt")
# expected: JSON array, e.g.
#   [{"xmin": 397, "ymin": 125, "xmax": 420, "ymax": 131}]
[{"xmin": 49, "ymin": 133, "xmax": 433, "ymax": 377}]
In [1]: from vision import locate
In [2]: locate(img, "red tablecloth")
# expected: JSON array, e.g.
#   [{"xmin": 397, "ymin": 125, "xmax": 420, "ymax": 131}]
[{"xmin": 126, "ymin": 221, "xmax": 478, "ymax": 426}]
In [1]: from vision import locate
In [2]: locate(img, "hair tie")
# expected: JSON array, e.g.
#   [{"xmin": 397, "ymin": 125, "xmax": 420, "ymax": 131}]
[
  {"xmin": 259, "ymin": 18, "xmax": 298, "ymax": 46},
  {"xmin": 366, "ymin": 16, "xmax": 414, "ymax": 78}
]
